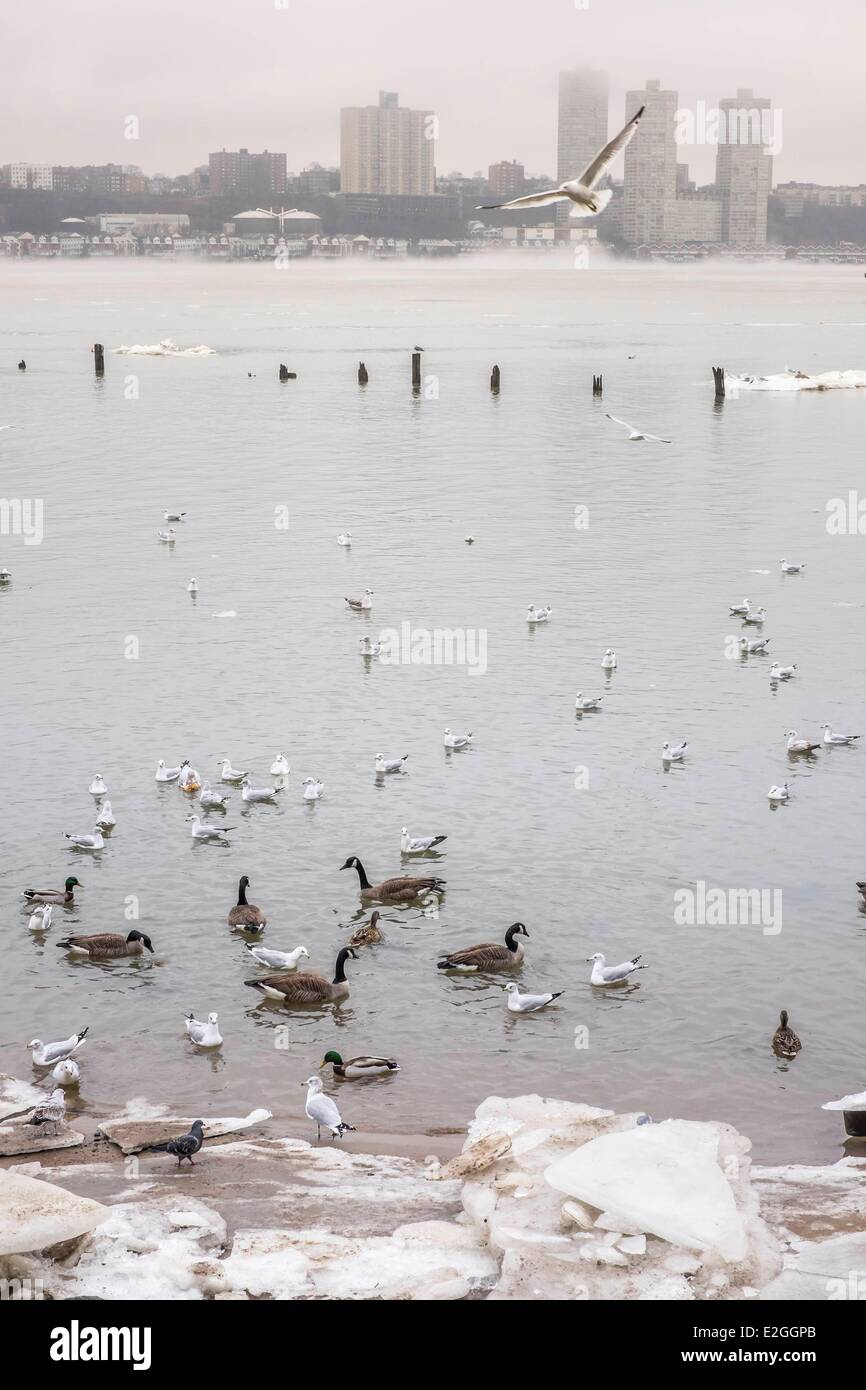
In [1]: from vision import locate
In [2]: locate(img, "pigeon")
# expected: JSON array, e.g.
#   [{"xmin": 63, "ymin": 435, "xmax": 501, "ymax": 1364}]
[
  {"xmin": 587, "ymin": 952, "xmax": 647, "ymax": 985},
  {"xmin": 605, "ymin": 413, "xmax": 671, "ymax": 442},
  {"xmin": 28, "ymin": 1029, "xmax": 89, "ymax": 1067},
  {"xmin": 148, "ymin": 1120, "xmax": 205, "ymax": 1166},
  {"xmin": 504, "ymin": 983, "xmax": 563, "ymax": 1012},
  {"xmin": 303, "ymin": 1076, "xmax": 355, "ymax": 1141}
]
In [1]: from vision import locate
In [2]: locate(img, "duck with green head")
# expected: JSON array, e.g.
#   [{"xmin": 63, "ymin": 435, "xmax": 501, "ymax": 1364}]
[
  {"xmin": 23, "ymin": 877, "xmax": 81, "ymax": 906},
  {"xmin": 321, "ymin": 1050, "xmax": 399, "ymax": 1079}
]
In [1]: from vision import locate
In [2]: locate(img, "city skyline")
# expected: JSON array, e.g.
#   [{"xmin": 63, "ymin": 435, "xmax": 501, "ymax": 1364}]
[{"xmin": 1, "ymin": 0, "xmax": 863, "ymax": 185}]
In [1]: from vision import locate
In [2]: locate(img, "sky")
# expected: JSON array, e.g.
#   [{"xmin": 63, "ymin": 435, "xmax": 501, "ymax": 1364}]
[{"xmin": 1, "ymin": 0, "xmax": 864, "ymax": 187}]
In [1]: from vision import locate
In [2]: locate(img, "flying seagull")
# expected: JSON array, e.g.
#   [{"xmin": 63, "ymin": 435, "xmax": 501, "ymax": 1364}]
[
  {"xmin": 605, "ymin": 413, "xmax": 671, "ymax": 442},
  {"xmin": 477, "ymin": 106, "xmax": 645, "ymax": 214}
]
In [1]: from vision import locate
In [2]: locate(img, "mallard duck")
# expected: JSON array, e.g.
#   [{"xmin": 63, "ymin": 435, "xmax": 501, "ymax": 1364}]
[
  {"xmin": 340, "ymin": 856, "xmax": 445, "ymax": 903},
  {"xmin": 23, "ymin": 876, "xmax": 81, "ymax": 906},
  {"xmin": 320, "ymin": 1050, "xmax": 398, "ymax": 1078},
  {"xmin": 228, "ymin": 875, "xmax": 266, "ymax": 931},
  {"xmin": 437, "ymin": 922, "xmax": 528, "ymax": 972},
  {"xmin": 772, "ymin": 1009, "xmax": 801, "ymax": 1057},
  {"xmin": 245, "ymin": 947, "xmax": 357, "ymax": 1003},
  {"xmin": 348, "ymin": 911, "xmax": 383, "ymax": 947},
  {"xmin": 57, "ymin": 929, "xmax": 154, "ymax": 959}
]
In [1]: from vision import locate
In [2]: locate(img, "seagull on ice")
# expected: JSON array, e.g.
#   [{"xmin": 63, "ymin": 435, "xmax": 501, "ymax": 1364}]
[
  {"xmin": 246, "ymin": 943, "xmax": 309, "ymax": 970},
  {"xmin": 768, "ymin": 784, "xmax": 790, "ymax": 803},
  {"xmin": 359, "ymin": 637, "xmax": 382, "ymax": 658},
  {"xmin": 401, "ymin": 827, "xmax": 447, "ymax": 854},
  {"xmin": 199, "ymin": 780, "xmax": 229, "ymax": 809},
  {"xmin": 186, "ymin": 814, "xmax": 235, "ymax": 842},
  {"xmin": 575, "ymin": 691, "xmax": 604, "ymax": 712},
  {"xmin": 779, "ymin": 559, "xmax": 805, "ymax": 574},
  {"xmin": 89, "ymin": 774, "xmax": 107, "ymax": 797},
  {"xmin": 303, "ymin": 777, "xmax": 324, "ymax": 800},
  {"xmin": 94, "ymin": 800, "xmax": 116, "ymax": 829},
  {"xmin": 65, "ymin": 827, "xmax": 105, "ymax": 851},
  {"xmin": 375, "ymin": 752, "xmax": 408, "ymax": 775},
  {"xmin": 184, "ymin": 1011, "xmax": 223, "ymax": 1047},
  {"xmin": 345, "ymin": 589, "xmax": 373, "ymax": 610},
  {"xmin": 187, "ymin": 577, "xmax": 198, "ymax": 594},
  {"xmin": 477, "ymin": 106, "xmax": 645, "ymax": 216},
  {"xmin": 821, "ymin": 723, "xmax": 860, "ymax": 746},
  {"xmin": 601, "ymin": 649, "xmax": 617, "ymax": 669},
  {"xmin": 337, "ymin": 532, "xmax": 352, "ymax": 547},
  {"xmin": 303, "ymin": 1075, "xmax": 355, "ymax": 1141},
  {"xmin": 770, "ymin": 662, "xmax": 797, "ymax": 681},
  {"xmin": 444, "ymin": 727, "xmax": 472, "ymax": 749},
  {"xmin": 504, "ymin": 982, "xmax": 563, "ymax": 1013},
  {"xmin": 729, "ymin": 598, "xmax": 751, "ymax": 616},
  {"xmin": 786, "ymin": 730, "xmax": 820, "ymax": 754},
  {"xmin": 739, "ymin": 636, "xmax": 770, "ymax": 654},
  {"xmin": 587, "ymin": 952, "xmax": 647, "ymax": 986},
  {"xmin": 605, "ymin": 413, "xmax": 671, "ymax": 443},
  {"xmin": 218, "ymin": 758, "xmax": 248, "ymax": 783},
  {"xmin": 157, "ymin": 528, "xmax": 176, "ymax": 543},
  {"xmin": 25, "ymin": 1088, "xmax": 66, "ymax": 1133},
  {"xmin": 662, "ymin": 741, "xmax": 687, "ymax": 762},
  {"xmin": 270, "ymin": 753, "xmax": 290, "ymax": 777},
  {"xmin": 164, "ymin": 510, "xmax": 187, "ymax": 522},
  {"xmin": 742, "ymin": 607, "xmax": 767, "ymax": 625},
  {"xmin": 28, "ymin": 1028, "xmax": 89, "ymax": 1067},
  {"xmin": 527, "ymin": 604, "xmax": 552, "ymax": 623},
  {"xmin": 241, "ymin": 778, "xmax": 278, "ymax": 803},
  {"xmin": 155, "ymin": 759, "xmax": 182, "ymax": 782},
  {"xmin": 28, "ymin": 904, "xmax": 53, "ymax": 932},
  {"xmin": 51, "ymin": 1058, "xmax": 80, "ymax": 1086}
]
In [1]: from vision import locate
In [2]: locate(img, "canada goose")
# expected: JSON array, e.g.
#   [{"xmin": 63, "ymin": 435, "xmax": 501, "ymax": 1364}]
[
  {"xmin": 786, "ymin": 730, "xmax": 820, "ymax": 754},
  {"xmin": 437, "ymin": 922, "xmax": 528, "ymax": 972},
  {"xmin": 303, "ymin": 1076, "xmax": 355, "ymax": 1140},
  {"xmin": 245, "ymin": 947, "xmax": 357, "ymax": 1004},
  {"xmin": 57, "ymin": 929, "xmax": 154, "ymax": 959},
  {"xmin": 587, "ymin": 952, "xmax": 647, "ymax": 985},
  {"xmin": 504, "ymin": 982, "xmax": 562, "ymax": 1012},
  {"xmin": 340, "ymin": 856, "xmax": 445, "ymax": 903},
  {"xmin": 23, "ymin": 876, "xmax": 81, "ymax": 906},
  {"xmin": 245, "ymin": 943, "xmax": 308, "ymax": 970},
  {"xmin": 320, "ymin": 1050, "xmax": 399, "ymax": 1079},
  {"xmin": 228, "ymin": 876, "xmax": 266, "ymax": 931},
  {"xmin": 348, "ymin": 911, "xmax": 383, "ymax": 947},
  {"xmin": 28, "ymin": 1028, "xmax": 88, "ymax": 1067},
  {"xmin": 772, "ymin": 1009, "xmax": 801, "ymax": 1058}
]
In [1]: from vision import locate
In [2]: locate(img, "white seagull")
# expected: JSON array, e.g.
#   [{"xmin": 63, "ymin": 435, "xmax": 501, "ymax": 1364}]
[
  {"xmin": 345, "ymin": 589, "xmax": 373, "ymax": 610},
  {"xmin": 51, "ymin": 1058, "xmax": 81, "ymax": 1086},
  {"xmin": 375, "ymin": 752, "xmax": 408, "ymax": 775},
  {"xmin": 179, "ymin": 763, "xmax": 201, "ymax": 792},
  {"xmin": 527, "ymin": 604, "xmax": 552, "ymax": 623},
  {"xmin": 245, "ymin": 943, "xmax": 309, "ymax": 970},
  {"xmin": 504, "ymin": 982, "xmax": 563, "ymax": 1013},
  {"xmin": 768, "ymin": 783, "xmax": 790, "ymax": 802},
  {"xmin": 241, "ymin": 778, "xmax": 278, "ymax": 803},
  {"xmin": 575, "ymin": 691, "xmax": 604, "ymax": 712},
  {"xmin": 157, "ymin": 528, "xmax": 176, "ymax": 543},
  {"xmin": 742, "ymin": 607, "xmax": 767, "ymax": 625},
  {"xmin": 605, "ymin": 413, "xmax": 671, "ymax": 443},
  {"xmin": 821, "ymin": 723, "xmax": 860, "ymax": 746},
  {"xmin": 28, "ymin": 904, "xmax": 53, "ymax": 932},
  {"xmin": 739, "ymin": 636, "xmax": 770, "ymax": 654},
  {"xmin": 359, "ymin": 636, "xmax": 382, "ymax": 658},
  {"xmin": 302, "ymin": 777, "xmax": 324, "ymax": 801},
  {"xmin": 155, "ymin": 759, "xmax": 182, "ymax": 782},
  {"xmin": 662, "ymin": 740, "xmax": 688, "ymax": 762},
  {"xmin": 601, "ymin": 649, "xmax": 617, "ymax": 669},
  {"xmin": 164, "ymin": 510, "xmax": 187, "ymax": 522},
  {"xmin": 95, "ymin": 799, "xmax": 116, "ymax": 829},
  {"xmin": 588, "ymin": 952, "xmax": 647, "ymax": 986},
  {"xmin": 444, "ymin": 727, "xmax": 473, "ymax": 749},
  {"xmin": 401, "ymin": 827, "xmax": 447, "ymax": 854},
  {"xmin": 729, "ymin": 598, "xmax": 751, "ymax": 616},
  {"xmin": 770, "ymin": 662, "xmax": 797, "ymax": 681},
  {"xmin": 477, "ymin": 105, "xmax": 645, "ymax": 216},
  {"xmin": 28, "ymin": 1028, "xmax": 89, "ymax": 1067},
  {"xmin": 186, "ymin": 814, "xmax": 235, "ymax": 842},
  {"xmin": 89, "ymin": 774, "xmax": 107, "ymax": 797},
  {"xmin": 0, "ymin": 568, "xmax": 11, "ymax": 583},
  {"xmin": 218, "ymin": 758, "xmax": 248, "ymax": 783},
  {"xmin": 65, "ymin": 827, "xmax": 105, "ymax": 851},
  {"xmin": 786, "ymin": 730, "xmax": 820, "ymax": 754},
  {"xmin": 270, "ymin": 752, "xmax": 290, "ymax": 777},
  {"xmin": 184, "ymin": 1011, "xmax": 223, "ymax": 1047},
  {"xmin": 25, "ymin": 1088, "xmax": 66, "ymax": 1133},
  {"xmin": 780, "ymin": 559, "xmax": 805, "ymax": 574},
  {"xmin": 337, "ymin": 532, "xmax": 352, "ymax": 547},
  {"xmin": 199, "ymin": 780, "xmax": 229, "ymax": 809},
  {"xmin": 303, "ymin": 1075, "xmax": 355, "ymax": 1141},
  {"xmin": 187, "ymin": 577, "xmax": 198, "ymax": 594}
]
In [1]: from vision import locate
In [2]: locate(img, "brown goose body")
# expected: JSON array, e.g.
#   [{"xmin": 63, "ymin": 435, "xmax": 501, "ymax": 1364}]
[
  {"xmin": 437, "ymin": 922, "xmax": 529, "ymax": 972},
  {"xmin": 228, "ymin": 875, "xmax": 267, "ymax": 930},
  {"xmin": 340, "ymin": 856, "xmax": 445, "ymax": 903},
  {"xmin": 245, "ymin": 947, "xmax": 357, "ymax": 1004},
  {"xmin": 772, "ymin": 1009, "xmax": 801, "ymax": 1058},
  {"xmin": 349, "ymin": 911, "xmax": 383, "ymax": 947},
  {"xmin": 57, "ymin": 930, "xmax": 154, "ymax": 959}
]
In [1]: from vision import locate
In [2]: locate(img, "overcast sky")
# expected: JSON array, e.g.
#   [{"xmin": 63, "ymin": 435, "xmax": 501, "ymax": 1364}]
[{"xmin": 2, "ymin": 0, "xmax": 863, "ymax": 186}]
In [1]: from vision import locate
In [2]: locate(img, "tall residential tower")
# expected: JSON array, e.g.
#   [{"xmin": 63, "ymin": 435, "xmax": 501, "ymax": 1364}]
[{"xmin": 340, "ymin": 91, "xmax": 435, "ymax": 196}]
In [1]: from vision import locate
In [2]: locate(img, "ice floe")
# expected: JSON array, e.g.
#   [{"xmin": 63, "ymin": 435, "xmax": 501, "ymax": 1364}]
[{"xmin": 112, "ymin": 339, "xmax": 216, "ymax": 356}]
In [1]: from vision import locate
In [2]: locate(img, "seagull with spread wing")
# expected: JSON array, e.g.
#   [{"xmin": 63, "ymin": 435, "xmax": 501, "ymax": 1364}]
[
  {"xmin": 605, "ymin": 413, "xmax": 671, "ymax": 443},
  {"xmin": 477, "ymin": 106, "xmax": 644, "ymax": 215}
]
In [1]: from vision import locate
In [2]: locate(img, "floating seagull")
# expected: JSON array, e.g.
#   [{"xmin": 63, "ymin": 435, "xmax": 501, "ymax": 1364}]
[
  {"xmin": 155, "ymin": 759, "xmax": 182, "ymax": 782},
  {"xmin": 57, "ymin": 929, "xmax": 153, "ymax": 959},
  {"xmin": 94, "ymin": 800, "xmax": 115, "ymax": 829},
  {"xmin": 270, "ymin": 752, "xmax": 290, "ymax": 777},
  {"xmin": 149, "ymin": 1119, "xmax": 205, "ymax": 1167},
  {"xmin": 575, "ymin": 691, "xmax": 604, "ymax": 712},
  {"xmin": 0, "ymin": 568, "xmax": 11, "ymax": 584},
  {"xmin": 504, "ymin": 982, "xmax": 563, "ymax": 1013},
  {"xmin": 51, "ymin": 1058, "xmax": 80, "ymax": 1086},
  {"xmin": 199, "ymin": 780, "xmax": 229, "ymax": 809},
  {"xmin": 303, "ymin": 1076, "xmax": 355, "ymax": 1141},
  {"xmin": 218, "ymin": 758, "xmax": 248, "ymax": 783},
  {"xmin": 337, "ymin": 532, "xmax": 352, "ymax": 547},
  {"xmin": 477, "ymin": 105, "xmax": 644, "ymax": 216},
  {"xmin": 25, "ymin": 1088, "xmax": 66, "ymax": 1133},
  {"xmin": 443, "ymin": 727, "xmax": 472, "ymax": 749},
  {"xmin": 187, "ymin": 577, "xmax": 198, "ymax": 594},
  {"xmin": 605, "ymin": 413, "xmax": 671, "ymax": 443},
  {"xmin": 245, "ymin": 943, "xmax": 309, "ymax": 970},
  {"xmin": 179, "ymin": 762, "xmax": 201, "ymax": 793},
  {"xmin": 28, "ymin": 904, "xmax": 53, "ymax": 932},
  {"xmin": 729, "ymin": 598, "xmax": 751, "ymax": 616},
  {"xmin": 65, "ymin": 827, "xmax": 105, "ymax": 851},
  {"xmin": 401, "ymin": 827, "xmax": 447, "ymax": 854},
  {"xmin": 303, "ymin": 777, "xmax": 324, "ymax": 801},
  {"xmin": 186, "ymin": 814, "xmax": 234, "ymax": 842},
  {"xmin": 779, "ymin": 559, "xmax": 805, "ymax": 574},
  {"xmin": 742, "ymin": 607, "xmax": 767, "ymax": 625},
  {"xmin": 464, "ymin": 535, "xmax": 475, "ymax": 544},
  {"xmin": 375, "ymin": 752, "xmax": 408, "ymax": 775},
  {"xmin": 157, "ymin": 528, "xmax": 176, "ymax": 543},
  {"xmin": 89, "ymin": 774, "xmax": 107, "ymax": 797},
  {"xmin": 164, "ymin": 510, "xmax": 187, "ymax": 522},
  {"xmin": 527, "ymin": 604, "xmax": 552, "ymax": 623},
  {"xmin": 770, "ymin": 662, "xmax": 797, "ymax": 681},
  {"xmin": 768, "ymin": 783, "xmax": 790, "ymax": 803},
  {"xmin": 320, "ymin": 1051, "xmax": 398, "ymax": 1079},
  {"xmin": 786, "ymin": 730, "xmax": 820, "ymax": 754},
  {"xmin": 662, "ymin": 741, "xmax": 687, "ymax": 762},
  {"xmin": 821, "ymin": 723, "xmax": 860, "ymax": 746},
  {"xmin": 241, "ymin": 778, "xmax": 278, "ymax": 804},
  {"xmin": 345, "ymin": 589, "xmax": 373, "ymax": 610},
  {"xmin": 739, "ymin": 636, "xmax": 770, "ymax": 654},
  {"xmin": 588, "ymin": 952, "xmax": 647, "ymax": 986},
  {"xmin": 772, "ymin": 1009, "xmax": 801, "ymax": 1058},
  {"xmin": 601, "ymin": 649, "xmax": 617, "ymax": 669},
  {"xmin": 359, "ymin": 636, "xmax": 381, "ymax": 658},
  {"xmin": 28, "ymin": 1028, "xmax": 89, "ymax": 1067},
  {"xmin": 184, "ymin": 1012, "xmax": 222, "ymax": 1047}
]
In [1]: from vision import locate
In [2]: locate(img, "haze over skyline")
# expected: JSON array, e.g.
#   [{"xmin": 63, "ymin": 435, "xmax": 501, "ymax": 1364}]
[{"xmin": 2, "ymin": 0, "xmax": 864, "ymax": 186}]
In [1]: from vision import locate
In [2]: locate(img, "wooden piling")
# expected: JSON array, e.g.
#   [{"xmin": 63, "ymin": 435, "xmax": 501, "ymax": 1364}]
[
  {"xmin": 279, "ymin": 364, "xmax": 297, "ymax": 381},
  {"xmin": 411, "ymin": 351, "xmax": 422, "ymax": 391},
  {"xmin": 490, "ymin": 364, "xmax": 501, "ymax": 394},
  {"xmin": 592, "ymin": 374, "xmax": 603, "ymax": 397},
  {"xmin": 93, "ymin": 343, "xmax": 105, "ymax": 376},
  {"xmin": 17, "ymin": 359, "xmax": 26, "ymax": 371},
  {"xmin": 712, "ymin": 366, "xmax": 725, "ymax": 399},
  {"xmin": 358, "ymin": 362, "xmax": 369, "ymax": 385}
]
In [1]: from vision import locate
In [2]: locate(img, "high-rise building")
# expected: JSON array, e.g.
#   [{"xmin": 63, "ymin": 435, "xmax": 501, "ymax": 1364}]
[
  {"xmin": 555, "ymin": 67, "xmax": 608, "ymax": 225},
  {"xmin": 621, "ymin": 80, "xmax": 679, "ymax": 245},
  {"xmin": 4, "ymin": 163, "xmax": 54, "ymax": 190},
  {"xmin": 715, "ymin": 88, "xmax": 772, "ymax": 245},
  {"xmin": 209, "ymin": 149, "xmax": 287, "ymax": 199},
  {"xmin": 487, "ymin": 161, "xmax": 525, "ymax": 199},
  {"xmin": 340, "ymin": 91, "xmax": 435, "ymax": 196}
]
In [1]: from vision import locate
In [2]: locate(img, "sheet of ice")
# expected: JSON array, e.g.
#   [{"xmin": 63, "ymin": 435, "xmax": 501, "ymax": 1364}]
[
  {"xmin": 726, "ymin": 368, "xmax": 866, "ymax": 392},
  {"xmin": 0, "ymin": 1075, "xmax": 48, "ymax": 1122},
  {"xmin": 97, "ymin": 1107, "xmax": 271, "ymax": 1153},
  {"xmin": 112, "ymin": 338, "xmax": 216, "ymax": 356},
  {"xmin": 0, "ymin": 1169, "xmax": 110, "ymax": 1255}
]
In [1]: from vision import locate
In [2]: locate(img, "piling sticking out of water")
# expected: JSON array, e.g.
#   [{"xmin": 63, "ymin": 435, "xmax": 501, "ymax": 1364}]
[
  {"xmin": 411, "ymin": 351, "xmax": 422, "ymax": 391},
  {"xmin": 93, "ymin": 343, "xmax": 105, "ymax": 376},
  {"xmin": 279, "ymin": 364, "xmax": 297, "ymax": 381},
  {"xmin": 592, "ymin": 374, "xmax": 603, "ymax": 397},
  {"xmin": 713, "ymin": 366, "xmax": 726, "ymax": 399},
  {"xmin": 358, "ymin": 362, "xmax": 369, "ymax": 385},
  {"xmin": 490, "ymin": 364, "xmax": 501, "ymax": 394}
]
